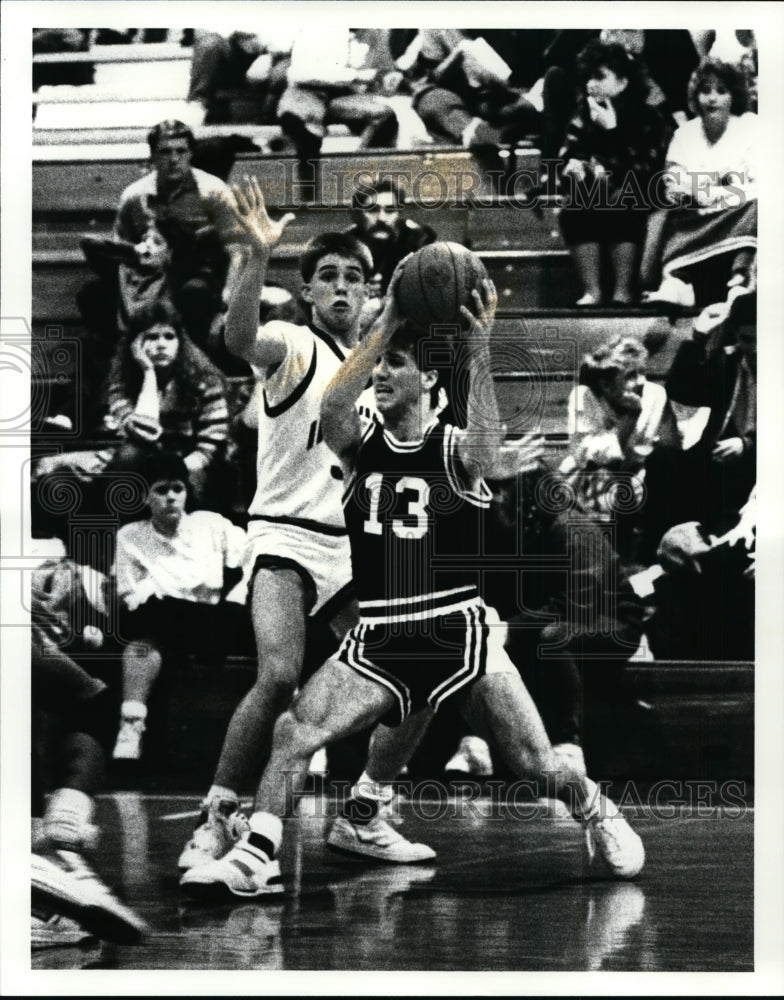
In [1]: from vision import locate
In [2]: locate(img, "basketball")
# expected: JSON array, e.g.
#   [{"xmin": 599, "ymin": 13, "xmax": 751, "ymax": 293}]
[{"xmin": 395, "ymin": 242, "xmax": 488, "ymax": 332}]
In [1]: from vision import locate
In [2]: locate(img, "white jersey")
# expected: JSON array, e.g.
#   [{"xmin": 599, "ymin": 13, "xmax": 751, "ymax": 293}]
[{"xmin": 249, "ymin": 320, "xmax": 355, "ymax": 532}]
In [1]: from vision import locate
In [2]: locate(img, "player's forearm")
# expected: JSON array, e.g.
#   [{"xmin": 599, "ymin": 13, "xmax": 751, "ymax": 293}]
[
  {"xmin": 225, "ymin": 250, "xmax": 269, "ymax": 361},
  {"xmin": 323, "ymin": 313, "xmax": 393, "ymax": 418},
  {"xmin": 460, "ymin": 340, "xmax": 505, "ymax": 476}
]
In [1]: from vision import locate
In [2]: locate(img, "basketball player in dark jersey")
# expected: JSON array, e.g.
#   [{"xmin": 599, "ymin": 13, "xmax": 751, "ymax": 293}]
[{"xmin": 180, "ymin": 263, "xmax": 645, "ymax": 898}]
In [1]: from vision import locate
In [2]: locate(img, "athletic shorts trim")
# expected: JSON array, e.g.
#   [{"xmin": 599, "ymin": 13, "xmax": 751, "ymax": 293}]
[
  {"xmin": 339, "ymin": 622, "xmax": 411, "ymax": 722},
  {"xmin": 336, "ymin": 601, "xmax": 500, "ymax": 726},
  {"xmin": 248, "ymin": 555, "xmax": 317, "ymax": 615},
  {"xmin": 358, "ymin": 585, "xmax": 480, "ymax": 623},
  {"xmin": 248, "ymin": 514, "xmax": 346, "ymax": 537}
]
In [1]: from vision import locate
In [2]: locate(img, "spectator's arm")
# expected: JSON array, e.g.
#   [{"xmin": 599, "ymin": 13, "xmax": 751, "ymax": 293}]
[
  {"xmin": 185, "ymin": 378, "xmax": 230, "ymax": 472},
  {"xmin": 114, "ymin": 530, "xmax": 158, "ymax": 610}
]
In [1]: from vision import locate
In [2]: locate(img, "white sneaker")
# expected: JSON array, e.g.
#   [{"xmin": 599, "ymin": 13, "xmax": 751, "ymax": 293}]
[
  {"xmin": 177, "ymin": 797, "xmax": 250, "ymax": 872},
  {"xmin": 32, "ymin": 911, "xmax": 94, "ymax": 949},
  {"xmin": 445, "ymin": 736, "xmax": 493, "ymax": 776},
  {"xmin": 180, "ymin": 835, "xmax": 285, "ymax": 900},
  {"xmin": 112, "ymin": 717, "xmax": 146, "ymax": 760},
  {"xmin": 32, "ymin": 849, "xmax": 148, "ymax": 944},
  {"xmin": 327, "ymin": 814, "xmax": 436, "ymax": 863},
  {"xmin": 552, "ymin": 742, "xmax": 587, "ymax": 777},
  {"xmin": 583, "ymin": 798, "xmax": 645, "ymax": 880}
]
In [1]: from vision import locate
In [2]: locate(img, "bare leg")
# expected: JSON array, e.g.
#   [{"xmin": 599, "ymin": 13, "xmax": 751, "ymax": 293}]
[
  {"xmin": 365, "ymin": 710, "xmax": 433, "ymax": 783},
  {"xmin": 609, "ymin": 241, "xmax": 638, "ymax": 303},
  {"xmin": 213, "ymin": 568, "xmax": 307, "ymax": 791},
  {"xmin": 569, "ymin": 242, "xmax": 602, "ymax": 303},
  {"xmin": 120, "ymin": 640, "xmax": 162, "ymax": 707},
  {"xmin": 255, "ymin": 659, "xmax": 394, "ymax": 816},
  {"xmin": 458, "ymin": 670, "xmax": 589, "ymax": 811}
]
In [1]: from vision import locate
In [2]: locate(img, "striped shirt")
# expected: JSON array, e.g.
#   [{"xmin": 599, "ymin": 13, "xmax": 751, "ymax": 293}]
[{"xmin": 106, "ymin": 373, "xmax": 229, "ymax": 471}]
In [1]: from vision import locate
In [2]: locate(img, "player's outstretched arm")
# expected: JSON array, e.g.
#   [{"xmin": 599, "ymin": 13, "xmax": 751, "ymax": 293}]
[
  {"xmin": 221, "ymin": 176, "xmax": 295, "ymax": 366},
  {"xmin": 456, "ymin": 279, "xmax": 507, "ymax": 481},
  {"xmin": 321, "ymin": 266, "xmax": 405, "ymax": 469}
]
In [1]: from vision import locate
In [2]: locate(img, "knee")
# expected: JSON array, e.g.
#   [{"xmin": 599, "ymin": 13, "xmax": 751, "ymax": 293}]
[
  {"xmin": 271, "ymin": 705, "xmax": 316, "ymax": 757},
  {"xmin": 124, "ymin": 639, "xmax": 162, "ymax": 669}
]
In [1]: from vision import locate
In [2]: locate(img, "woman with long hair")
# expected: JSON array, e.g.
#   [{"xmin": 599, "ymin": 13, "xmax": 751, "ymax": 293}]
[{"xmin": 34, "ymin": 303, "xmax": 229, "ymax": 518}]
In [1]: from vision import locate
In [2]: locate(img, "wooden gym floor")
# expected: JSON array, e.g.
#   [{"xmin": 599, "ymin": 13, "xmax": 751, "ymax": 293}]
[{"xmin": 30, "ymin": 789, "xmax": 753, "ymax": 974}]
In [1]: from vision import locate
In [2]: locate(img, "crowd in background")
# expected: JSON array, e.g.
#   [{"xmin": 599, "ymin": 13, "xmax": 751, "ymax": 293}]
[{"xmin": 31, "ymin": 26, "xmax": 758, "ymax": 782}]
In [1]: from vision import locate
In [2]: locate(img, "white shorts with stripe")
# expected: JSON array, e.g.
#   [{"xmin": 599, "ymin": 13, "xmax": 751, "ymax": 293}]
[{"xmin": 244, "ymin": 518, "xmax": 353, "ymax": 618}]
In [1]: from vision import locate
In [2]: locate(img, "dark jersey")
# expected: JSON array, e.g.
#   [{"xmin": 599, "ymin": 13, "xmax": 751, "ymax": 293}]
[{"xmin": 343, "ymin": 420, "xmax": 491, "ymax": 621}]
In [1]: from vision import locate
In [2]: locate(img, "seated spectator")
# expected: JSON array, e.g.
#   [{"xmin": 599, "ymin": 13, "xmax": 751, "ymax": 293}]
[
  {"xmin": 402, "ymin": 29, "xmax": 541, "ymax": 162},
  {"xmin": 645, "ymin": 487, "xmax": 755, "ymax": 660},
  {"xmin": 34, "ymin": 305, "xmax": 230, "ymax": 511},
  {"xmin": 557, "ymin": 40, "xmax": 673, "ymax": 305},
  {"xmin": 109, "ymin": 120, "xmax": 240, "ymax": 354},
  {"xmin": 185, "ymin": 27, "xmax": 294, "ymax": 126},
  {"xmin": 559, "ymin": 333, "xmax": 681, "ymax": 559},
  {"xmin": 664, "ymin": 289, "xmax": 756, "ymax": 536},
  {"xmin": 642, "ymin": 58, "xmax": 757, "ymax": 307},
  {"xmin": 112, "ymin": 453, "xmax": 251, "ymax": 761},
  {"xmin": 33, "ymin": 28, "xmax": 93, "ymax": 93},
  {"xmin": 277, "ymin": 28, "xmax": 401, "ymax": 172},
  {"xmin": 345, "ymin": 177, "xmax": 436, "ymax": 328}
]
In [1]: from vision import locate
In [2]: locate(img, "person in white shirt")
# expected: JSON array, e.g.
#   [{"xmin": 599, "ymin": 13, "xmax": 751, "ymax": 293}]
[
  {"xmin": 559, "ymin": 333, "xmax": 681, "ymax": 559},
  {"xmin": 112, "ymin": 452, "xmax": 249, "ymax": 761},
  {"xmin": 642, "ymin": 58, "xmax": 757, "ymax": 306},
  {"xmin": 186, "ymin": 27, "xmax": 295, "ymax": 126},
  {"xmin": 276, "ymin": 28, "xmax": 400, "ymax": 168}
]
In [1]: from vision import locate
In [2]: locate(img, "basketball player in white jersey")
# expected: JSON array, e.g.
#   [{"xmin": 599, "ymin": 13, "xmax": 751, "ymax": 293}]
[
  {"xmin": 177, "ymin": 250, "xmax": 645, "ymax": 900},
  {"xmin": 178, "ymin": 177, "xmax": 435, "ymax": 880}
]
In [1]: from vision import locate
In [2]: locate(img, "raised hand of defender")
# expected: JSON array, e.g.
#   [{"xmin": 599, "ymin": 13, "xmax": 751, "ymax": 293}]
[
  {"xmin": 460, "ymin": 278, "xmax": 498, "ymax": 343},
  {"xmin": 222, "ymin": 175, "xmax": 295, "ymax": 253}
]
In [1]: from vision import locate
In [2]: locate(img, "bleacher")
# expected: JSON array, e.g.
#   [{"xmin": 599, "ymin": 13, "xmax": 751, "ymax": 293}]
[{"xmin": 31, "ymin": 37, "xmax": 752, "ymax": 785}]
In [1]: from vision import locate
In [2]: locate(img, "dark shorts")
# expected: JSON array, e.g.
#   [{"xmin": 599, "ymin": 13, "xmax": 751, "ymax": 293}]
[
  {"xmin": 120, "ymin": 597, "xmax": 253, "ymax": 659},
  {"xmin": 336, "ymin": 601, "xmax": 510, "ymax": 726}
]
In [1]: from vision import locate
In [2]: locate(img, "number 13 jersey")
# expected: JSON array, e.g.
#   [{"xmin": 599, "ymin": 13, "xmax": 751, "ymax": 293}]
[{"xmin": 342, "ymin": 421, "xmax": 492, "ymax": 623}]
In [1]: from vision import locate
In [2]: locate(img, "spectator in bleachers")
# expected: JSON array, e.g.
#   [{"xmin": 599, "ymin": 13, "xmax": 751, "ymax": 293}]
[
  {"xmin": 185, "ymin": 27, "xmax": 294, "ymax": 126},
  {"xmin": 113, "ymin": 119, "xmax": 241, "ymax": 354},
  {"xmin": 276, "ymin": 28, "xmax": 401, "ymax": 172},
  {"xmin": 647, "ymin": 485, "xmax": 755, "ymax": 660},
  {"xmin": 33, "ymin": 28, "xmax": 94, "ymax": 93},
  {"xmin": 345, "ymin": 177, "xmax": 436, "ymax": 329},
  {"xmin": 559, "ymin": 332, "xmax": 681, "ymax": 560},
  {"xmin": 642, "ymin": 58, "xmax": 757, "ymax": 307},
  {"xmin": 112, "ymin": 452, "xmax": 250, "ymax": 761},
  {"xmin": 664, "ymin": 290, "xmax": 756, "ymax": 536},
  {"xmin": 400, "ymin": 29, "xmax": 542, "ymax": 162},
  {"xmin": 539, "ymin": 30, "xmax": 697, "ymax": 174},
  {"xmin": 34, "ymin": 304, "xmax": 230, "ymax": 510},
  {"xmin": 557, "ymin": 40, "xmax": 673, "ymax": 305}
]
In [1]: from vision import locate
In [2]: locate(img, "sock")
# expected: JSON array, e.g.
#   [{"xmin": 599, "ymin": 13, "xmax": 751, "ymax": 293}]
[
  {"xmin": 574, "ymin": 778, "xmax": 618, "ymax": 823},
  {"xmin": 342, "ymin": 770, "xmax": 394, "ymax": 825},
  {"xmin": 247, "ymin": 811, "xmax": 283, "ymax": 861},
  {"xmin": 44, "ymin": 787, "xmax": 95, "ymax": 849},
  {"xmin": 121, "ymin": 700, "xmax": 147, "ymax": 721},
  {"xmin": 206, "ymin": 784, "xmax": 239, "ymax": 807}
]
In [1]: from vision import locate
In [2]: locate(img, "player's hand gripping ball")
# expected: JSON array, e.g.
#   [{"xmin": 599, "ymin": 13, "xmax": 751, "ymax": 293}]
[{"xmin": 394, "ymin": 242, "xmax": 488, "ymax": 335}]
